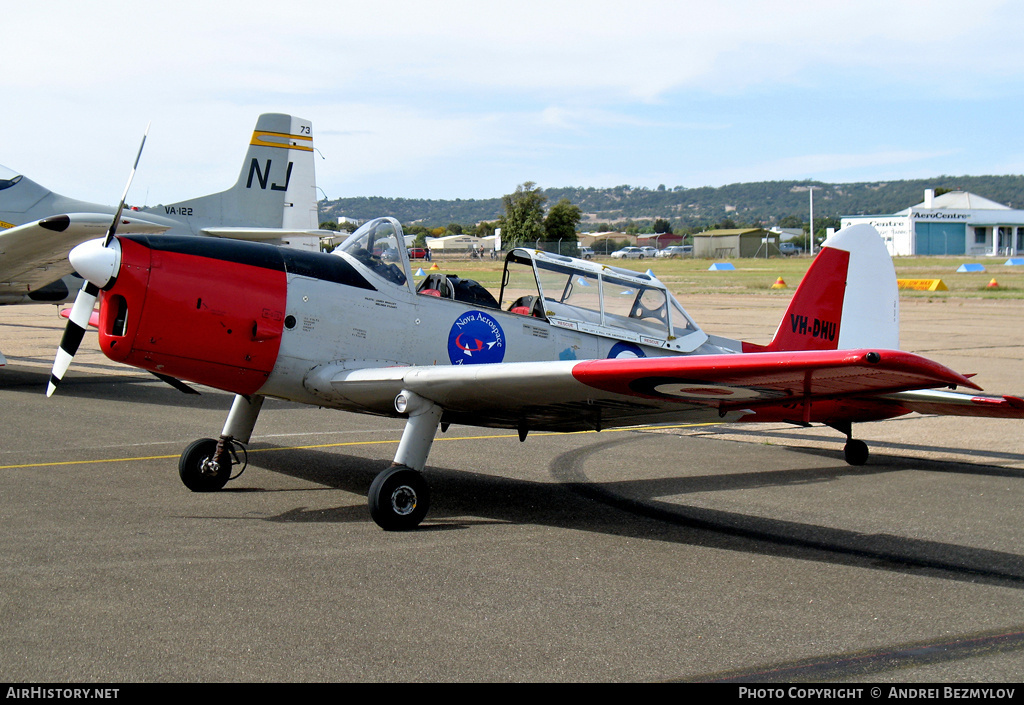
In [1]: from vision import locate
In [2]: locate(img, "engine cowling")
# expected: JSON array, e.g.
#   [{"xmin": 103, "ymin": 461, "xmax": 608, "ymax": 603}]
[{"xmin": 98, "ymin": 235, "xmax": 288, "ymax": 395}]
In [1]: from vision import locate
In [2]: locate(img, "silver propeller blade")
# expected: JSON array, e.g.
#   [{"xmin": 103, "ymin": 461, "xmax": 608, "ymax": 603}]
[{"xmin": 46, "ymin": 124, "xmax": 150, "ymax": 397}]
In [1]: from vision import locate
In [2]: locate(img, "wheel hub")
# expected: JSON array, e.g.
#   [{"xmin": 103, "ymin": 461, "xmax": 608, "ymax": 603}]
[
  {"xmin": 390, "ymin": 485, "xmax": 418, "ymax": 516},
  {"xmin": 200, "ymin": 456, "xmax": 221, "ymax": 476}
]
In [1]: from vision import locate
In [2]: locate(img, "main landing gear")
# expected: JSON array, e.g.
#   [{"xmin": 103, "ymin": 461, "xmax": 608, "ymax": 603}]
[
  {"xmin": 369, "ymin": 390, "xmax": 443, "ymax": 531},
  {"xmin": 177, "ymin": 391, "xmax": 443, "ymax": 531},
  {"xmin": 178, "ymin": 394, "xmax": 262, "ymax": 492}
]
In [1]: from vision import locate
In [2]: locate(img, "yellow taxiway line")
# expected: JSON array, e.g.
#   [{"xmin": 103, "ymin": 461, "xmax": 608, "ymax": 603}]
[{"xmin": 0, "ymin": 423, "xmax": 723, "ymax": 471}]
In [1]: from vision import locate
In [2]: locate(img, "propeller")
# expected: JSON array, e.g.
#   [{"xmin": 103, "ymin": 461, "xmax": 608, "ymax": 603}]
[{"xmin": 46, "ymin": 124, "xmax": 150, "ymax": 397}]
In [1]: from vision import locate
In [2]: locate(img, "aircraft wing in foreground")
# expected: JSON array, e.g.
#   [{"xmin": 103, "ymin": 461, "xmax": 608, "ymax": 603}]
[{"xmin": 48, "ymin": 218, "xmax": 1024, "ymax": 529}]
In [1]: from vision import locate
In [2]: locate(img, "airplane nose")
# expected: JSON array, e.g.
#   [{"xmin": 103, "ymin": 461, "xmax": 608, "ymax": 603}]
[{"xmin": 69, "ymin": 237, "xmax": 122, "ymax": 289}]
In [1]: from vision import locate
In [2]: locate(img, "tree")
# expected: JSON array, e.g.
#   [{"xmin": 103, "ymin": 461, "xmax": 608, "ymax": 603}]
[
  {"xmin": 544, "ymin": 198, "xmax": 581, "ymax": 244},
  {"xmin": 475, "ymin": 221, "xmax": 497, "ymax": 238},
  {"xmin": 651, "ymin": 218, "xmax": 672, "ymax": 234},
  {"xmin": 499, "ymin": 182, "xmax": 547, "ymax": 247}
]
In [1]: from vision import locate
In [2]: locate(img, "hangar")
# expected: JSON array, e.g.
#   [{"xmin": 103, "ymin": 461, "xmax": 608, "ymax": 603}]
[{"xmin": 841, "ymin": 190, "xmax": 1024, "ymax": 257}]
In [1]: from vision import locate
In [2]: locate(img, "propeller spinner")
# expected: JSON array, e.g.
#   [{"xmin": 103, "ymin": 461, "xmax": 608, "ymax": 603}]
[{"xmin": 46, "ymin": 125, "xmax": 149, "ymax": 397}]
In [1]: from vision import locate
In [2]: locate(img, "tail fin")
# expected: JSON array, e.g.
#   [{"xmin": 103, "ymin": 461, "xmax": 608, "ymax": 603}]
[
  {"xmin": 753, "ymin": 224, "xmax": 899, "ymax": 352},
  {"xmin": 141, "ymin": 113, "xmax": 319, "ymax": 231}
]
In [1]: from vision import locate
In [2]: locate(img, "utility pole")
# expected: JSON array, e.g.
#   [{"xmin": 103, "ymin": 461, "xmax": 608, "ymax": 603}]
[{"xmin": 808, "ymin": 186, "xmax": 816, "ymax": 256}]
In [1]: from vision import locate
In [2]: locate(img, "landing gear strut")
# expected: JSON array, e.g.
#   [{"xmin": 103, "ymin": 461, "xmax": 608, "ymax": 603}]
[
  {"xmin": 366, "ymin": 390, "xmax": 443, "ymax": 531},
  {"xmin": 179, "ymin": 391, "xmax": 445, "ymax": 531}
]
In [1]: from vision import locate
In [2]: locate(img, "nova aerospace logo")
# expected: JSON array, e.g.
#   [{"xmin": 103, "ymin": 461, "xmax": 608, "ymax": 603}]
[{"xmin": 448, "ymin": 311, "xmax": 505, "ymax": 365}]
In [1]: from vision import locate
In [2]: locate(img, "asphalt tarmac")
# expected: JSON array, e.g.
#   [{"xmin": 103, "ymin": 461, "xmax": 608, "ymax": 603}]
[{"xmin": 1, "ymin": 297, "xmax": 1023, "ymax": 683}]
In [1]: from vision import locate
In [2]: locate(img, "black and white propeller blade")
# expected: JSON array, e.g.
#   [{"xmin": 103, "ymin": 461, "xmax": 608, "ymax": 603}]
[{"xmin": 46, "ymin": 124, "xmax": 150, "ymax": 397}]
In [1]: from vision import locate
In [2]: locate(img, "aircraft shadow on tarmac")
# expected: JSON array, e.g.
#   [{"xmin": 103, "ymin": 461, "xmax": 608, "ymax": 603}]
[
  {"xmin": 228, "ymin": 432, "xmax": 1024, "ymax": 591},
  {"xmin": 1, "ymin": 363, "xmax": 238, "ymax": 410}
]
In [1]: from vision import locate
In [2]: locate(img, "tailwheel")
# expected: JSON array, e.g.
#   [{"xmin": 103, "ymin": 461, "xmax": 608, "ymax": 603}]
[
  {"xmin": 368, "ymin": 465, "xmax": 430, "ymax": 531},
  {"xmin": 179, "ymin": 437, "xmax": 242, "ymax": 492},
  {"xmin": 844, "ymin": 439, "xmax": 869, "ymax": 466}
]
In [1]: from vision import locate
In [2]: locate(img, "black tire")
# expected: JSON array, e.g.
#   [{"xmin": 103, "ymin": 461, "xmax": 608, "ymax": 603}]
[
  {"xmin": 368, "ymin": 465, "xmax": 430, "ymax": 531},
  {"xmin": 179, "ymin": 438, "xmax": 231, "ymax": 492},
  {"xmin": 844, "ymin": 439, "xmax": 869, "ymax": 466}
]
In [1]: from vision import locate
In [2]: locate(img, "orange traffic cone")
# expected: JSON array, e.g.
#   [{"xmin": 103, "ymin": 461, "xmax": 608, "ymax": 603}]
[
  {"xmin": 429, "ymin": 262, "xmax": 440, "ymax": 270},
  {"xmin": 771, "ymin": 277, "xmax": 787, "ymax": 289},
  {"xmin": 987, "ymin": 278, "xmax": 999, "ymax": 288}
]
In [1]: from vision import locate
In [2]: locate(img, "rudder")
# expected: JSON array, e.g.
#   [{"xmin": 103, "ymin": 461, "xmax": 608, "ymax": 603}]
[{"xmin": 754, "ymin": 224, "xmax": 899, "ymax": 352}]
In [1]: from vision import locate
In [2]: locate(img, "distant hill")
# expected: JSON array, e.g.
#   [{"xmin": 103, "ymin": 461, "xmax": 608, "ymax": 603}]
[{"xmin": 318, "ymin": 175, "xmax": 1024, "ymax": 231}]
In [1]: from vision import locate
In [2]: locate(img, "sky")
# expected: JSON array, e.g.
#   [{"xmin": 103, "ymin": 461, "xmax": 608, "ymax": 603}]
[{"xmin": 5, "ymin": 0, "xmax": 1024, "ymax": 207}]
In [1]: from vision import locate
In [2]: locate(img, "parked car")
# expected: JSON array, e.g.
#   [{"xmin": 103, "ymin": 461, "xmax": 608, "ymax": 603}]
[
  {"xmin": 639, "ymin": 246, "xmax": 658, "ymax": 258},
  {"xmin": 779, "ymin": 242, "xmax": 803, "ymax": 256},
  {"xmin": 579, "ymin": 246, "xmax": 594, "ymax": 260},
  {"xmin": 408, "ymin": 247, "xmax": 428, "ymax": 259},
  {"xmin": 656, "ymin": 245, "xmax": 692, "ymax": 258},
  {"xmin": 610, "ymin": 246, "xmax": 644, "ymax": 259}
]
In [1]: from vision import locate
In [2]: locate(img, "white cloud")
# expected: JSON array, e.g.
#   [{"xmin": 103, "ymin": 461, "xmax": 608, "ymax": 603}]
[{"xmin": 4, "ymin": 0, "xmax": 1024, "ymax": 202}]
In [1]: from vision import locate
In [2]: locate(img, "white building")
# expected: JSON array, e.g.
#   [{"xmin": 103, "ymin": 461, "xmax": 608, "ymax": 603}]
[
  {"xmin": 425, "ymin": 234, "xmax": 496, "ymax": 252},
  {"xmin": 841, "ymin": 189, "xmax": 1024, "ymax": 257}
]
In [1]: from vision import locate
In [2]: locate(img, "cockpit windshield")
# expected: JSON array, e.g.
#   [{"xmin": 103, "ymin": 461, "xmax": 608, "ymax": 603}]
[
  {"xmin": 0, "ymin": 165, "xmax": 23, "ymax": 191},
  {"xmin": 500, "ymin": 248, "xmax": 707, "ymax": 352},
  {"xmin": 333, "ymin": 217, "xmax": 410, "ymax": 288}
]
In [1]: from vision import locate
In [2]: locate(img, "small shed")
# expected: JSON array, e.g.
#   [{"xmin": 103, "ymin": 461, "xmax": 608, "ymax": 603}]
[{"xmin": 692, "ymin": 228, "xmax": 779, "ymax": 258}]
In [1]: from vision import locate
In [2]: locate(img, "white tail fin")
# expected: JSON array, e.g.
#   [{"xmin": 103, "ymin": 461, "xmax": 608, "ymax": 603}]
[
  {"xmin": 755, "ymin": 224, "xmax": 899, "ymax": 352},
  {"xmin": 141, "ymin": 113, "xmax": 319, "ymax": 232}
]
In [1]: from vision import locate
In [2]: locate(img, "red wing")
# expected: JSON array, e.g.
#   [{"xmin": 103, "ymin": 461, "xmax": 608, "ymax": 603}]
[
  {"xmin": 571, "ymin": 349, "xmax": 979, "ymax": 409},
  {"xmin": 320, "ymin": 348, "xmax": 987, "ymax": 433}
]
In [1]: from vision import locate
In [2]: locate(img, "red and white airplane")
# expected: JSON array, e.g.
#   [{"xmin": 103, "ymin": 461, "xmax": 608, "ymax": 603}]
[{"xmin": 48, "ymin": 203, "xmax": 1024, "ymax": 530}]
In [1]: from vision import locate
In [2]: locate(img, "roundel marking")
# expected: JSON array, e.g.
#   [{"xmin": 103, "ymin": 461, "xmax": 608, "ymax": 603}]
[
  {"xmin": 448, "ymin": 310, "xmax": 506, "ymax": 365},
  {"xmin": 650, "ymin": 382, "xmax": 762, "ymax": 400},
  {"xmin": 608, "ymin": 341, "xmax": 646, "ymax": 359},
  {"xmin": 627, "ymin": 376, "xmax": 785, "ymax": 402}
]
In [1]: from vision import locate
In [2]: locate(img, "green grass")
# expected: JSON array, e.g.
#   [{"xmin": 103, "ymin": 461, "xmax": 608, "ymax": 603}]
[{"xmin": 424, "ymin": 254, "xmax": 1024, "ymax": 299}]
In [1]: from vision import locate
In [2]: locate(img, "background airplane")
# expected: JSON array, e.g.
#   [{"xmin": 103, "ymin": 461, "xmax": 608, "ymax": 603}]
[
  {"xmin": 0, "ymin": 113, "xmax": 327, "ymax": 365},
  {"xmin": 50, "ymin": 219, "xmax": 1024, "ymax": 531}
]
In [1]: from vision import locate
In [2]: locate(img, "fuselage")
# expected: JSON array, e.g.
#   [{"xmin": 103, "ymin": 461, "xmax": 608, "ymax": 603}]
[{"xmin": 94, "ymin": 231, "xmax": 733, "ymax": 412}]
